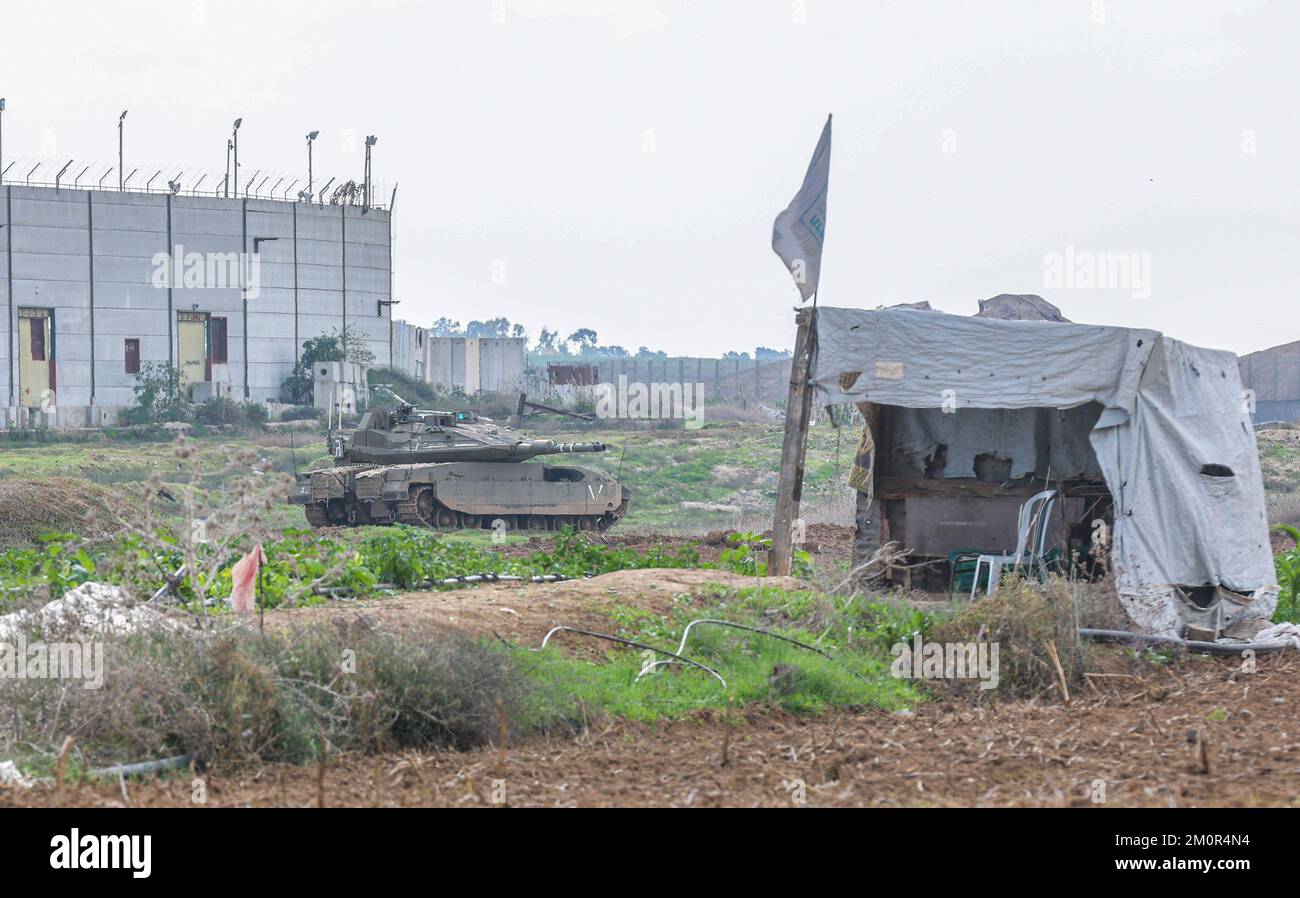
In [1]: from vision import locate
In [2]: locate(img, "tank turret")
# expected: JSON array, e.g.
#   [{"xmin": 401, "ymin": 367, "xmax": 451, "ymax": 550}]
[
  {"xmin": 290, "ymin": 402, "xmax": 630, "ymax": 532},
  {"xmin": 335, "ymin": 404, "xmax": 609, "ymax": 465}
]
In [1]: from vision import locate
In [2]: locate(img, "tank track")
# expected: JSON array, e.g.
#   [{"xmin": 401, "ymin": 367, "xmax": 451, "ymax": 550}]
[
  {"xmin": 394, "ymin": 498, "xmax": 426, "ymax": 526},
  {"xmin": 304, "ymin": 497, "xmax": 631, "ymax": 532}
]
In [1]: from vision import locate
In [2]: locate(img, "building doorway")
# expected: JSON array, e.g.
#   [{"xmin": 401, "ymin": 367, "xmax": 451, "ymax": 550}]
[
  {"xmin": 177, "ymin": 311, "xmax": 210, "ymax": 392},
  {"xmin": 17, "ymin": 307, "xmax": 54, "ymax": 409}
]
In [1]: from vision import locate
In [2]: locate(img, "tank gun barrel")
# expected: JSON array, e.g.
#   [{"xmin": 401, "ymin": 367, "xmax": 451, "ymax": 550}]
[
  {"xmin": 370, "ymin": 384, "xmax": 412, "ymax": 409},
  {"xmin": 508, "ymin": 440, "xmax": 608, "ymax": 460},
  {"xmin": 548, "ymin": 441, "xmax": 607, "ymax": 453}
]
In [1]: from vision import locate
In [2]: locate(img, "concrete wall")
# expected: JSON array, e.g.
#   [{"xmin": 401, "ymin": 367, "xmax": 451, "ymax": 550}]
[
  {"xmin": 391, "ymin": 319, "xmax": 427, "ymax": 382},
  {"xmin": 1240, "ymin": 340, "xmax": 1300, "ymax": 403},
  {"xmin": 1254, "ymin": 399, "xmax": 1300, "ymax": 425},
  {"xmin": 426, "ymin": 336, "xmax": 526, "ymax": 393},
  {"xmin": 538, "ymin": 355, "xmax": 793, "ymax": 405},
  {"xmin": 0, "ymin": 184, "xmax": 392, "ymax": 424}
]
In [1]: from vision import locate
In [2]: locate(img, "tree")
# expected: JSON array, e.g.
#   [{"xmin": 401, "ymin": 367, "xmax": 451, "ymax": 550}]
[
  {"xmin": 282, "ymin": 333, "xmax": 349, "ymax": 404},
  {"xmin": 511, "ymin": 323, "xmax": 527, "ymax": 340},
  {"xmin": 341, "ymin": 328, "xmax": 375, "ymax": 367},
  {"xmin": 723, "ymin": 350, "xmax": 751, "ymax": 360},
  {"xmin": 535, "ymin": 327, "xmax": 561, "ymax": 355},
  {"xmin": 467, "ymin": 317, "xmax": 510, "ymax": 338},
  {"xmin": 590, "ymin": 344, "xmax": 629, "ymax": 358},
  {"xmin": 431, "ymin": 317, "xmax": 463, "ymax": 337},
  {"xmin": 755, "ymin": 346, "xmax": 792, "ymax": 360},
  {"xmin": 567, "ymin": 328, "xmax": 598, "ymax": 353}
]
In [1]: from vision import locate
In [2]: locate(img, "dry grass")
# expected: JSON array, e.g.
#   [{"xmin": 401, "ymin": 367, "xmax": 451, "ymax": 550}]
[
  {"xmin": 931, "ymin": 576, "xmax": 1089, "ymax": 698},
  {"xmin": 0, "ymin": 615, "xmax": 555, "ymax": 776},
  {"xmin": 0, "ymin": 478, "xmax": 131, "ymax": 549}
]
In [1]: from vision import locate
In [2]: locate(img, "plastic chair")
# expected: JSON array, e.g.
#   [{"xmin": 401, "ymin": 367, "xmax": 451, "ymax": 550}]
[{"xmin": 970, "ymin": 489, "xmax": 1057, "ymax": 599}]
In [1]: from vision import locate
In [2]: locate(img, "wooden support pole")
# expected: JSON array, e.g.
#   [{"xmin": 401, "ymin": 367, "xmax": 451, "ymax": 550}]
[
  {"xmin": 771, "ymin": 306, "xmax": 815, "ymax": 576},
  {"xmin": 852, "ymin": 401, "xmax": 881, "ymax": 572}
]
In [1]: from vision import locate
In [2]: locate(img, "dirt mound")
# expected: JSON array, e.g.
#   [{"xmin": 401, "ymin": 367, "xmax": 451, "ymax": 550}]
[
  {"xmin": 0, "ymin": 478, "xmax": 130, "ymax": 548},
  {"xmin": 268, "ymin": 567, "xmax": 810, "ymax": 646}
]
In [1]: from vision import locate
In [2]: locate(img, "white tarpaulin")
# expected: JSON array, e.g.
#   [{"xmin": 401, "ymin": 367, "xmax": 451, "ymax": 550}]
[
  {"xmin": 812, "ymin": 305, "xmax": 1278, "ymax": 636},
  {"xmin": 771, "ymin": 115, "xmax": 831, "ymax": 301}
]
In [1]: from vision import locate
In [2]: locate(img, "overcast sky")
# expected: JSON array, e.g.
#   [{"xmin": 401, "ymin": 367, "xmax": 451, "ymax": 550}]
[{"xmin": 1, "ymin": 0, "xmax": 1296, "ymax": 356}]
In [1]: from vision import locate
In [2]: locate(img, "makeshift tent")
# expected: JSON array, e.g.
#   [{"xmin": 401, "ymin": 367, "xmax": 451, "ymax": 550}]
[{"xmin": 812, "ymin": 304, "xmax": 1278, "ymax": 638}]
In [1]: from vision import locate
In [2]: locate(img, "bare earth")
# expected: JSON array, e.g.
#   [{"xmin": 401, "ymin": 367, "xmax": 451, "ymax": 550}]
[{"xmin": 6, "ymin": 558, "xmax": 1300, "ymax": 808}]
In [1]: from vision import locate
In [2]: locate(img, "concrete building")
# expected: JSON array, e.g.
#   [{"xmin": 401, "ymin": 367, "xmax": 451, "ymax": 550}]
[{"xmin": 0, "ymin": 183, "xmax": 393, "ymax": 426}]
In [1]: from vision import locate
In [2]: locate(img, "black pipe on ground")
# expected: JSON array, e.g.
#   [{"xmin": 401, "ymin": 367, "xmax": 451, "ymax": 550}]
[{"xmin": 1079, "ymin": 628, "xmax": 1292, "ymax": 656}]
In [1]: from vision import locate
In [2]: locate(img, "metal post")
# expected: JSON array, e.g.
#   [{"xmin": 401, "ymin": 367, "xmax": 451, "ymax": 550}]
[
  {"xmin": 292, "ymin": 202, "xmax": 299, "ymax": 365},
  {"xmin": 387, "ymin": 211, "xmax": 393, "ymax": 366},
  {"xmin": 0, "ymin": 98, "xmax": 6, "ymax": 188},
  {"xmin": 117, "ymin": 111, "xmax": 127, "ymax": 191},
  {"xmin": 231, "ymin": 118, "xmax": 242, "ymax": 199},
  {"xmin": 363, "ymin": 135, "xmax": 377, "ymax": 213},
  {"xmin": 306, "ymin": 130, "xmax": 318, "ymax": 197},
  {"xmin": 88, "ymin": 193, "xmax": 96, "ymax": 406},
  {"xmin": 389, "ymin": 185, "xmax": 398, "ymax": 368},
  {"xmin": 5, "ymin": 187, "xmax": 12, "ymax": 404},
  {"xmin": 166, "ymin": 194, "xmax": 174, "ymax": 368},
  {"xmin": 340, "ymin": 202, "xmax": 347, "ymax": 348},
  {"xmin": 241, "ymin": 198, "xmax": 248, "ymax": 397}
]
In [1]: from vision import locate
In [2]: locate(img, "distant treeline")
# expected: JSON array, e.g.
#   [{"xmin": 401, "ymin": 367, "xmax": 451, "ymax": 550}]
[{"xmin": 429, "ymin": 316, "xmax": 791, "ymax": 362}]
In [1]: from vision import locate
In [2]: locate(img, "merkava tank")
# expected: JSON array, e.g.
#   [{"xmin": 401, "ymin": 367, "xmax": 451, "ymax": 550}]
[{"xmin": 289, "ymin": 400, "xmax": 630, "ymax": 532}]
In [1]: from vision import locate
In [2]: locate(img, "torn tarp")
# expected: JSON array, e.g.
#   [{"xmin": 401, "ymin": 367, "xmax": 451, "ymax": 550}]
[{"xmin": 812, "ymin": 305, "xmax": 1278, "ymax": 636}]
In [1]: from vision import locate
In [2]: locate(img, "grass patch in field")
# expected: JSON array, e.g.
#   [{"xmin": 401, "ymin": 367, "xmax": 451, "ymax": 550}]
[
  {"xmin": 520, "ymin": 631, "xmax": 916, "ymax": 721},
  {"xmin": 514, "ymin": 584, "xmax": 923, "ymax": 722}
]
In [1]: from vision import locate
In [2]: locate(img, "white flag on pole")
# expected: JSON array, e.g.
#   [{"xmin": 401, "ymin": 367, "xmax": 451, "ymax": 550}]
[{"xmin": 771, "ymin": 114, "xmax": 831, "ymax": 302}]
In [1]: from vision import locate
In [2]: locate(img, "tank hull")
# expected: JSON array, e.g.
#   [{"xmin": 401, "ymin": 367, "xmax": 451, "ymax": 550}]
[{"xmin": 290, "ymin": 460, "xmax": 631, "ymax": 532}]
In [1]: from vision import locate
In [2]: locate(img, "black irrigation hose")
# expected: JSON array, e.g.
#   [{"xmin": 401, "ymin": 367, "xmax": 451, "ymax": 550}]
[
  {"xmin": 87, "ymin": 753, "xmax": 197, "ymax": 780},
  {"xmin": 1079, "ymin": 628, "xmax": 1294, "ymax": 656},
  {"xmin": 313, "ymin": 571, "xmax": 584, "ymax": 599},
  {"xmin": 540, "ymin": 625, "xmax": 728, "ymax": 688},
  {"xmin": 672, "ymin": 618, "xmax": 832, "ymax": 659},
  {"xmin": 638, "ymin": 617, "xmax": 871, "ymax": 684}
]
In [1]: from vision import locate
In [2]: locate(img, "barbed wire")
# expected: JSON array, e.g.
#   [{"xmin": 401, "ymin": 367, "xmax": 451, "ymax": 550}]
[{"xmin": 0, "ymin": 156, "xmax": 391, "ymax": 208}]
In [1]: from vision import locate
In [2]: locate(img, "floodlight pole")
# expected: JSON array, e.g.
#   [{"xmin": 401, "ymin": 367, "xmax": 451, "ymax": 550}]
[
  {"xmin": 363, "ymin": 135, "xmax": 377, "ymax": 213},
  {"xmin": 306, "ymin": 130, "xmax": 319, "ymax": 197},
  {"xmin": 770, "ymin": 305, "xmax": 816, "ymax": 577},
  {"xmin": 0, "ymin": 98, "xmax": 6, "ymax": 187},
  {"xmin": 118, "ymin": 110, "xmax": 128, "ymax": 190},
  {"xmin": 231, "ymin": 117, "xmax": 242, "ymax": 198}
]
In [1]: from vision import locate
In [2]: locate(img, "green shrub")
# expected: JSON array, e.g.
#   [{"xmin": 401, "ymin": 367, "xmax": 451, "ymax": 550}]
[
  {"xmin": 1273, "ymin": 524, "xmax": 1300, "ymax": 623},
  {"xmin": 279, "ymin": 405, "xmax": 322, "ymax": 422},
  {"xmin": 194, "ymin": 396, "xmax": 242, "ymax": 425},
  {"xmin": 120, "ymin": 362, "xmax": 191, "ymax": 425}
]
